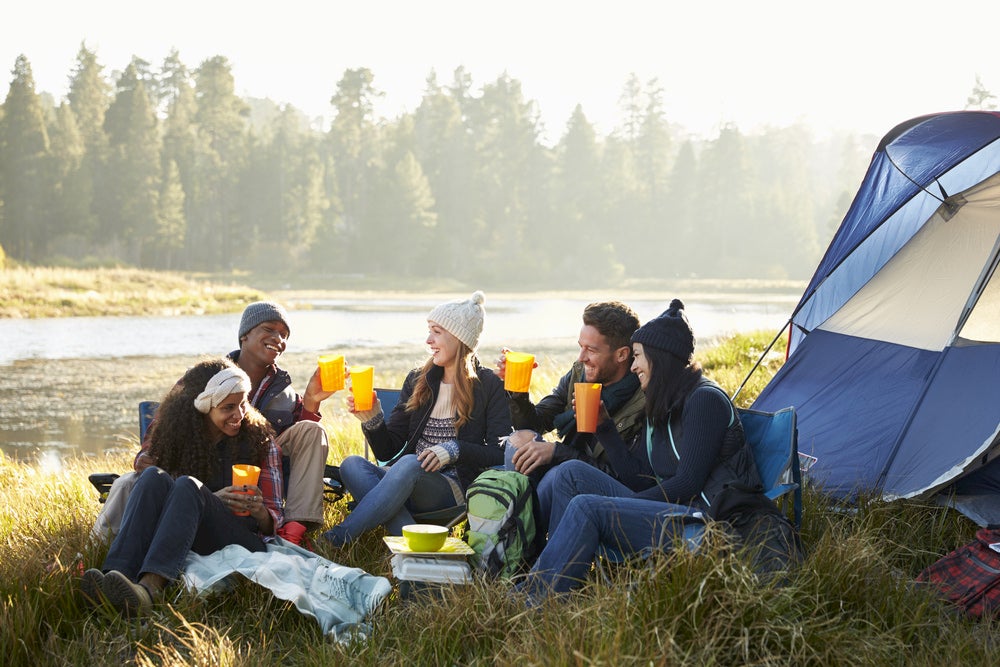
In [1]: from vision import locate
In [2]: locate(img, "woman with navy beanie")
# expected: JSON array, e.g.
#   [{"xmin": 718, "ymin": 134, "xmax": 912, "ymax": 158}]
[{"xmin": 517, "ymin": 299, "xmax": 763, "ymax": 599}]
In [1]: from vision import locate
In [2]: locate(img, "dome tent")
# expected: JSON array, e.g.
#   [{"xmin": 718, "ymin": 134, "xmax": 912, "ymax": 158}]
[{"xmin": 750, "ymin": 111, "xmax": 1000, "ymax": 505}]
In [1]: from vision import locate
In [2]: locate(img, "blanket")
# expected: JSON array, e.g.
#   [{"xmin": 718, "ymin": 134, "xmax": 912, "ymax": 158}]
[{"xmin": 182, "ymin": 537, "xmax": 392, "ymax": 642}]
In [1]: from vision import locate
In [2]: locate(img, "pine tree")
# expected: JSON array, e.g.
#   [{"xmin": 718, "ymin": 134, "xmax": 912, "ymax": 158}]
[
  {"xmin": 0, "ymin": 55, "xmax": 50, "ymax": 260},
  {"xmin": 104, "ymin": 61, "xmax": 161, "ymax": 264}
]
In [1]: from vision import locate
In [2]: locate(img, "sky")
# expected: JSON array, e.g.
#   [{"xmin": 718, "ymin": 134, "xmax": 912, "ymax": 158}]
[{"xmin": 3, "ymin": 0, "xmax": 1000, "ymax": 144}]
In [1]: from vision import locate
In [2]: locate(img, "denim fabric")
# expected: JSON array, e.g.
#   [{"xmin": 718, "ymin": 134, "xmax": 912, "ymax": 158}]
[
  {"xmin": 102, "ymin": 467, "xmax": 265, "ymax": 582},
  {"xmin": 324, "ymin": 454, "xmax": 461, "ymax": 546},
  {"xmin": 536, "ymin": 459, "xmax": 634, "ymax": 538},
  {"xmin": 517, "ymin": 494, "xmax": 699, "ymax": 597}
]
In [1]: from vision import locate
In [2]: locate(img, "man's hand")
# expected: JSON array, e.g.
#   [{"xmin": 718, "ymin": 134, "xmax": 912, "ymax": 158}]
[
  {"xmin": 302, "ymin": 367, "xmax": 335, "ymax": 413},
  {"xmin": 510, "ymin": 435, "xmax": 556, "ymax": 475}
]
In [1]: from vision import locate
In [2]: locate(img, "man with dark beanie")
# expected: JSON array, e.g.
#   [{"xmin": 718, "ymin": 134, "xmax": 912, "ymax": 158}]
[{"xmin": 93, "ymin": 301, "xmax": 336, "ymax": 542}]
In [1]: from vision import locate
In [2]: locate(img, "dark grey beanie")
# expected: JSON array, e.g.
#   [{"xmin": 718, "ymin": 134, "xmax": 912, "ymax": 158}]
[
  {"xmin": 631, "ymin": 298, "xmax": 695, "ymax": 361},
  {"xmin": 238, "ymin": 301, "xmax": 291, "ymax": 344}
]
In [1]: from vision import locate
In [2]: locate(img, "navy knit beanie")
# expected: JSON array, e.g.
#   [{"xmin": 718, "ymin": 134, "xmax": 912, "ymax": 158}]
[
  {"xmin": 238, "ymin": 301, "xmax": 291, "ymax": 344},
  {"xmin": 631, "ymin": 299, "xmax": 695, "ymax": 361}
]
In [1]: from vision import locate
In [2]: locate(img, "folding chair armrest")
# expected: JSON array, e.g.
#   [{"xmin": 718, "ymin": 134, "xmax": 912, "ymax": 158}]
[{"xmin": 764, "ymin": 482, "xmax": 799, "ymax": 502}]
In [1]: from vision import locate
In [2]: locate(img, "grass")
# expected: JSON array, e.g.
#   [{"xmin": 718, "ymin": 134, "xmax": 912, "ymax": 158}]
[
  {"xmin": 3, "ymin": 331, "xmax": 999, "ymax": 666},
  {"xmin": 0, "ymin": 266, "xmax": 264, "ymax": 318}
]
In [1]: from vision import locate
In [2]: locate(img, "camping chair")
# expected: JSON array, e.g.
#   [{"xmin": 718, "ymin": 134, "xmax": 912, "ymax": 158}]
[{"xmin": 736, "ymin": 405, "xmax": 803, "ymax": 529}]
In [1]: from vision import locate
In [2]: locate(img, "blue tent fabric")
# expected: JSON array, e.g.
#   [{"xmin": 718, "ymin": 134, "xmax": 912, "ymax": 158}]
[{"xmin": 752, "ymin": 111, "xmax": 1000, "ymax": 501}]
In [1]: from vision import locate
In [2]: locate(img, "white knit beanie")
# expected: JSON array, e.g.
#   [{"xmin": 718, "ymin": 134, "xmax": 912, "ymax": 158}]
[{"xmin": 427, "ymin": 291, "xmax": 486, "ymax": 351}]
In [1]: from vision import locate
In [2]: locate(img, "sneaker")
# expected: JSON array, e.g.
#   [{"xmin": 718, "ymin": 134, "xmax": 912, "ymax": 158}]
[
  {"xmin": 102, "ymin": 570, "xmax": 153, "ymax": 618},
  {"xmin": 80, "ymin": 568, "xmax": 106, "ymax": 607}
]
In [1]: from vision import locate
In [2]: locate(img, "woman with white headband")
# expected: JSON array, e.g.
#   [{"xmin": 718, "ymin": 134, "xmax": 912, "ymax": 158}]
[{"xmin": 79, "ymin": 358, "xmax": 282, "ymax": 617}]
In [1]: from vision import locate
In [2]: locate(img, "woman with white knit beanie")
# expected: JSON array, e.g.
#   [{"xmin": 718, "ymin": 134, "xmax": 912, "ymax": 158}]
[{"xmin": 323, "ymin": 291, "xmax": 511, "ymax": 547}]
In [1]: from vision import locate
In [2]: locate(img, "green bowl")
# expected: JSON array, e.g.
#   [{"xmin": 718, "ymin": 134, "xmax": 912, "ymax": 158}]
[{"xmin": 402, "ymin": 524, "xmax": 449, "ymax": 552}]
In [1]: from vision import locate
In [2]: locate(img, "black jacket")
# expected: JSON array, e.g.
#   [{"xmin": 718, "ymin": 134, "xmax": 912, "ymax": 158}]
[{"xmin": 362, "ymin": 359, "xmax": 510, "ymax": 489}]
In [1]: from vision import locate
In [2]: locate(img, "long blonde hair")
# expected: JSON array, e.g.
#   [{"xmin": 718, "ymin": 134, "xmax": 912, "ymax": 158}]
[{"xmin": 406, "ymin": 342, "xmax": 478, "ymax": 428}]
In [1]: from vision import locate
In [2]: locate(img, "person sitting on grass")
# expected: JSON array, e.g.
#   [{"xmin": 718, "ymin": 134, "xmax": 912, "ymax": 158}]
[
  {"xmin": 515, "ymin": 299, "xmax": 765, "ymax": 600},
  {"xmin": 93, "ymin": 301, "xmax": 334, "ymax": 542},
  {"xmin": 321, "ymin": 291, "xmax": 510, "ymax": 547},
  {"xmin": 80, "ymin": 358, "xmax": 283, "ymax": 617}
]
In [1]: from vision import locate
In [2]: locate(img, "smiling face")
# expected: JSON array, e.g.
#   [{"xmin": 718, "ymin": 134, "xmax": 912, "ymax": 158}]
[
  {"xmin": 631, "ymin": 342, "xmax": 652, "ymax": 391},
  {"xmin": 577, "ymin": 324, "xmax": 630, "ymax": 384},
  {"xmin": 240, "ymin": 320, "xmax": 289, "ymax": 367},
  {"xmin": 205, "ymin": 392, "xmax": 248, "ymax": 441},
  {"xmin": 426, "ymin": 321, "xmax": 462, "ymax": 368}
]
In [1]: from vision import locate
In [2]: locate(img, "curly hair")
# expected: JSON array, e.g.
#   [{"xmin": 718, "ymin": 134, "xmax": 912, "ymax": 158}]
[{"xmin": 147, "ymin": 358, "xmax": 273, "ymax": 480}]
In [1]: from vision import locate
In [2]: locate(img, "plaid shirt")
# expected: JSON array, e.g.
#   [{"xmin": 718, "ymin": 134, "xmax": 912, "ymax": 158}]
[{"xmin": 258, "ymin": 438, "xmax": 285, "ymax": 534}]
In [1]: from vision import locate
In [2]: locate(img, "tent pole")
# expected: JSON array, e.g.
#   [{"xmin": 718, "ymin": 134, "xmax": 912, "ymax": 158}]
[{"xmin": 731, "ymin": 319, "xmax": 791, "ymax": 402}]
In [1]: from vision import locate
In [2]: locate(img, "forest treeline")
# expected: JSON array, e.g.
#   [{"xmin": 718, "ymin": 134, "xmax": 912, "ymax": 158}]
[{"xmin": 0, "ymin": 45, "xmax": 883, "ymax": 287}]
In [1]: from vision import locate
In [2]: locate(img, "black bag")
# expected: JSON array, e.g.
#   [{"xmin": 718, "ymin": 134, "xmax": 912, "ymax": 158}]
[{"xmin": 708, "ymin": 483, "xmax": 804, "ymax": 579}]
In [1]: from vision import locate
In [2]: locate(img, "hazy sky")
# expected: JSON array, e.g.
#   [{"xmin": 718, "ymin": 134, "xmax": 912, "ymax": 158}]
[{"xmin": 4, "ymin": 0, "xmax": 1000, "ymax": 143}]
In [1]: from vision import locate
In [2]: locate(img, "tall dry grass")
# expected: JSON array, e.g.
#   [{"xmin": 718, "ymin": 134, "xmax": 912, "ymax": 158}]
[
  {"xmin": 0, "ymin": 266, "xmax": 263, "ymax": 318},
  {"xmin": 2, "ymin": 332, "xmax": 998, "ymax": 666}
]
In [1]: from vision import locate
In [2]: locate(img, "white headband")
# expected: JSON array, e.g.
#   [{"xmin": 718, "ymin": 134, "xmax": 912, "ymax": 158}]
[{"xmin": 193, "ymin": 367, "xmax": 252, "ymax": 414}]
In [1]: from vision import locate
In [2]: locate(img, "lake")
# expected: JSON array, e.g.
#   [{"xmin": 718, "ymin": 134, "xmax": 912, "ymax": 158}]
[{"xmin": 0, "ymin": 291, "xmax": 799, "ymax": 467}]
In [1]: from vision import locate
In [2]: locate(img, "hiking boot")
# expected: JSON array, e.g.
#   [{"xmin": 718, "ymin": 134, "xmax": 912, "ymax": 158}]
[
  {"xmin": 102, "ymin": 570, "xmax": 153, "ymax": 618},
  {"xmin": 79, "ymin": 568, "xmax": 106, "ymax": 607}
]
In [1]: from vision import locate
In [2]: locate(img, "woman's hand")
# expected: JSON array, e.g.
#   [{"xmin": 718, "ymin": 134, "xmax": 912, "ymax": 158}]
[
  {"xmin": 217, "ymin": 484, "xmax": 264, "ymax": 517},
  {"xmin": 347, "ymin": 391, "xmax": 382, "ymax": 423},
  {"xmin": 417, "ymin": 447, "xmax": 444, "ymax": 472}
]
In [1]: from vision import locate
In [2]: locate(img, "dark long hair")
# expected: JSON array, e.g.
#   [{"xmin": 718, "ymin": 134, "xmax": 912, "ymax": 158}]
[
  {"xmin": 147, "ymin": 358, "xmax": 273, "ymax": 480},
  {"xmin": 642, "ymin": 345, "xmax": 703, "ymax": 428}
]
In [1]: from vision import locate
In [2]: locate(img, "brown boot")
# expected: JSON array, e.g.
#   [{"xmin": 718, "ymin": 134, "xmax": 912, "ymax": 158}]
[{"xmin": 102, "ymin": 570, "xmax": 153, "ymax": 618}]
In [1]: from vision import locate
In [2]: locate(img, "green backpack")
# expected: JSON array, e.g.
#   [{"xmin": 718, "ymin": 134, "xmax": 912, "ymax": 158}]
[{"xmin": 465, "ymin": 469, "xmax": 536, "ymax": 578}]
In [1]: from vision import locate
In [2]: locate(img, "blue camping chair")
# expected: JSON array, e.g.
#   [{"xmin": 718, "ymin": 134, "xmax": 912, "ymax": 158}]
[{"xmin": 736, "ymin": 405, "xmax": 802, "ymax": 529}]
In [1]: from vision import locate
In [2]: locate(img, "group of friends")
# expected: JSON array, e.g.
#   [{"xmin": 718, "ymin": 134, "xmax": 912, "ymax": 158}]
[{"xmin": 81, "ymin": 292, "xmax": 774, "ymax": 617}]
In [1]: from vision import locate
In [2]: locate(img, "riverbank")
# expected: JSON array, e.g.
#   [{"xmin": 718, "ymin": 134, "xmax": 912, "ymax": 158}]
[
  {"xmin": 1, "ymin": 265, "xmax": 806, "ymax": 319},
  {"xmin": 0, "ymin": 267, "xmax": 264, "ymax": 318}
]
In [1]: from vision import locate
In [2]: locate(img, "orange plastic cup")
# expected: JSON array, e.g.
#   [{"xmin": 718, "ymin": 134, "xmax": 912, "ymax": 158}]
[
  {"xmin": 231, "ymin": 464, "xmax": 261, "ymax": 516},
  {"xmin": 574, "ymin": 383, "xmax": 602, "ymax": 433},
  {"xmin": 351, "ymin": 365, "xmax": 375, "ymax": 411},
  {"xmin": 504, "ymin": 351, "xmax": 535, "ymax": 392},
  {"xmin": 318, "ymin": 354, "xmax": 345, "ymax": 392}
]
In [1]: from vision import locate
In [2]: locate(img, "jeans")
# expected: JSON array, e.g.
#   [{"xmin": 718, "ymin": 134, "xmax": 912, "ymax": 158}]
[
  {"xmin": 102, "ymin": 467, "xmax": 265, "ymax": 582},
  {"xmin": 517, "ymin": 494, "xmax": 700, "ymax": 598},
  {"xmin": 536, "ymin": 459, "xmax": 632, "ymax": 538},
  {"xmin": 323, "ymin": 454, "xmax": 460, "ymax": 546}
]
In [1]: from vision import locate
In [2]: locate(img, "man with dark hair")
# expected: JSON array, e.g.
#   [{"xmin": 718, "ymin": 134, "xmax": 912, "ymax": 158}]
[{"xmin": 498, "ymin": 301, "xmax": 645, "ymax": 484}]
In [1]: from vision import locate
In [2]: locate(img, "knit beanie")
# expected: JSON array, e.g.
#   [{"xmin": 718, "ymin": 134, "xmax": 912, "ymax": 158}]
[
  {"xmin": 631, "ymin": 298, "xmax": 695, "ymax": 361},
  {"xmin": 427, "ymin": 291, "xmax": 486, "ymax": 350},
  {"xmin": 238, "ymin": 301, "xmax": 291, "ymax": 344}
]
